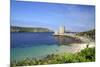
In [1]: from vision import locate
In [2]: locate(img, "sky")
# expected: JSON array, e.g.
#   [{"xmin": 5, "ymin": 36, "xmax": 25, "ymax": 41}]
[{"xmin": 11, "ymin": 0, "xmax": 95, "ymax": 32}]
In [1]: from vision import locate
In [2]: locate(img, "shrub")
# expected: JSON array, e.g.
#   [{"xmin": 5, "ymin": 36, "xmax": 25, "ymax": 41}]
[{"xmin": 11, "ymin": 47, "xmax": 95, "ymax": 67}]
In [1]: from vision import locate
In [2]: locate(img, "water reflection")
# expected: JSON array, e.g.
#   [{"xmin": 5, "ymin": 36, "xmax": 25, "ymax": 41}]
[{"xmin": 54, "ymin": 35, "xmax": 83, "ymax": 46}]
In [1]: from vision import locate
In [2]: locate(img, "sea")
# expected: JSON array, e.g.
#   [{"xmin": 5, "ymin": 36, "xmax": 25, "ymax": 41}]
[{"xmin": 11, "ymin": 32, "xmax": 82, "ymax": 61}]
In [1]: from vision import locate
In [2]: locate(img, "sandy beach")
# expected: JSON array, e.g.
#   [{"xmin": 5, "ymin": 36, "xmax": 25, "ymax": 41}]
[{"xmin": 69, "ymin": 35, "xmax": 95, "ymax": 53}]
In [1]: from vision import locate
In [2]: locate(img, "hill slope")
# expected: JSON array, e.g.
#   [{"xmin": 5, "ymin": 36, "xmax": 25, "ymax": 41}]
[
  {"xmin": 76, "ymin": 29, "xmax": 95, "ymax": 40},
  {"xmin": 11, "ymin": 26, "xmax": 53, "ymax": 32}
]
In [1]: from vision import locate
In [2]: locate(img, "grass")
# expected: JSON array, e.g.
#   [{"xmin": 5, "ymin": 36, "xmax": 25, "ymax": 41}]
[{"xmin": 11, "ymin": 47, "xmax": 95, "ymax": 67}]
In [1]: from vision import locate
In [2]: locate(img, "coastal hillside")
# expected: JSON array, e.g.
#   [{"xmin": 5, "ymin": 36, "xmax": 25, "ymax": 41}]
[
  {"xmin": 76, "ymin": 29, "xmax": 95, "ymax": 40},
  {"xmin": 11, "ymin": 26, "xmax": 53, "ymax": 32}
]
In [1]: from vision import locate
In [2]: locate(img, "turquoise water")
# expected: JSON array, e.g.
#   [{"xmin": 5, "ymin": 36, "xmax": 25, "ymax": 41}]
[
  {"xmin": 11, "ymin": 44, "xmax": 79, "ymax": 61},
  {"xmin": 11, "ymin": 45, "xmax": 61, "ymax": 61},
  {"xmin": 11, "ymin": 32, "xmax": 81, "ymax": 61}
]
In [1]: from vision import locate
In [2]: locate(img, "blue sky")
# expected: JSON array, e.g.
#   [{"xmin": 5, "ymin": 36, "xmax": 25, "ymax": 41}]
[{"xmin": 11, "ymin": 0, "xmax": 95, "ymax": 32}]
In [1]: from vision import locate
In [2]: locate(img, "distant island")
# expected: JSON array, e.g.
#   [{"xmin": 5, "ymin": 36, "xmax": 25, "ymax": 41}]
[{"xmin": 11, "ymin": 26, "xmax": 53, "ymax": 32}]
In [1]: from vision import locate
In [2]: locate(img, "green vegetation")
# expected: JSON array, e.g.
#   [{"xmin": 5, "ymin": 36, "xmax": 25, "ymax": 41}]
[
  {"xmin": 11, "ymin": 47, "xmax": 95, "ymax": 67},
  {"xmin": 11, "ymin": 26, "xmax": 53, "ymax": 32},
  {"xmin": 76, "ymin": 29, "xmax": 95, "ymax": 40}
]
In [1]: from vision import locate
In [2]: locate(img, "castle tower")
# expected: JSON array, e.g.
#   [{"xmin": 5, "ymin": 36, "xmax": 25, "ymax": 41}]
[{"xmin": 59, "ymin": 25, "xmax": 65, "ymax": 35}]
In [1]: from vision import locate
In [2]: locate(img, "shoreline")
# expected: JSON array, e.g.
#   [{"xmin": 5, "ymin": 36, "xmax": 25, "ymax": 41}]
[
  {"xmin": 68, "ymin": 35, "xmax": 95, "ymax": 53},
  {"xmin": 69, "ymin": 42, "xmax": 95, "ymax": 53}
]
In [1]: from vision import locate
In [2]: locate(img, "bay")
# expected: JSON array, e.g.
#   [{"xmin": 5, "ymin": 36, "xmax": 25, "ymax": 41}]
[{"xmin": 11, "ymin": 32, "xmax": 81, "ymax": 61}]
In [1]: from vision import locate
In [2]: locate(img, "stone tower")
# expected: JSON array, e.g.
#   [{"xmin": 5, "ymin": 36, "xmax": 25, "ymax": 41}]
[{"xmin": 59, "ymin": 25, "xmax": 65, "ymax": 35}]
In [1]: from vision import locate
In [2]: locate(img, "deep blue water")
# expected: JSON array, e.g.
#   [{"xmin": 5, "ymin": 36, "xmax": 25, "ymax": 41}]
[{"xmin": 11, "ymin": 32, "xmax": 58, "ymax": 48}]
